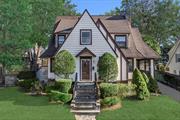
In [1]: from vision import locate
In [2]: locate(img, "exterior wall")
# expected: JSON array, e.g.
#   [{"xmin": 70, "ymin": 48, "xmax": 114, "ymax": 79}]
[
  {"xmin": 49, "ymin": 12, "xmax": 120, "ymax": 81},
  {"xmin": 168, "ymin": 46, "xmax": 180, "ymax": 75}
]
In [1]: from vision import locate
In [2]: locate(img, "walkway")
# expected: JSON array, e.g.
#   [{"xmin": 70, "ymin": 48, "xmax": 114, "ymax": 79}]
[{"xmin": 158, "ymin": 82, "xmax": 180, "ymax": 101}]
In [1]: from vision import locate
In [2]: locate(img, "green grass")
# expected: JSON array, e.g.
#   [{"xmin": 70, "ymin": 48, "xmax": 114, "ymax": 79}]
[
  {"xmin": 0, "ymin": 87, "xmax": 75, "ymax": 120},
  {"xmin": 97, "ymin": 96, "xmax": 180, "ymax": 120},
  {"xmin": 1, "ymin": 87, "xmax": 180, "ymax": 120}
]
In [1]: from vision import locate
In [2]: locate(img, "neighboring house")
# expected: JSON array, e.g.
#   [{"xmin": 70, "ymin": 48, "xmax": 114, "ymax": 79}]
[
  {"xmin": 166, "ymin": 40, "xmax": 180, "ymax": 75},
  {"xmin": 40, "ymin": 10, "xmax": 159, "ymax": 82}
]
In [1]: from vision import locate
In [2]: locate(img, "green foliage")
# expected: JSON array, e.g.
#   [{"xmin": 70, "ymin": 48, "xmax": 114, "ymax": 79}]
[
  {"xmin": 142, "ymin": 72, "xmax": 149, "ymax": 84},
  {"xmin": 118, "ymin": 83, "xmax": 136, "ymax": 98},
  {"xmin": 98, "ymin": 52, "xmax": 118, "ymax": 82},
  {"xmin": 0, "ymin": 0, "xmax": 77, "ymax": 71},
  {"xmin": 132, "ymin": 68, "xmax": 150, "ymax": 100},
  {"xmin": 101, "ymin": 97, "xmax": 120, "ymax": 107},
  {"xmin": 100, "ymin": 83, "xmax": 119, "ymax": 98},
  {"xmin": 49, "ymin": 90, "xmax": 72, "ymax": 103},
  {"xmin": 148, "ymin": 74, "xmax": 159, "ymax": 93},
  {"xmin": 54, "ymin": 50, "xmax": 75, "ymax": 78},
  {"xmin": 55, "ymin": 79, "xmax": 72, "ymax": 93},
  {"xmin": 17, "ymin": 71, "xmax": 36, "ymax": 79},
  {"xmin": 18, "ymin": 79, "xmax": 36, "ymax": 91}
]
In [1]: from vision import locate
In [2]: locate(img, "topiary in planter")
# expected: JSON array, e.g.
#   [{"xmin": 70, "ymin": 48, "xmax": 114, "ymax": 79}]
[
  {"xmin": 132, "ymin": 68, "xmax": 150, "ymax": 100},
  {"xmin": 100, "ymin": 83, "xmax": 119, "ymax": 98},
  {"xmin": 54, "ymin": 50, "xmax": 75, "ymax": 79},
  {"xmin": 98, "ymin": 52, "xmax": 118, "ymax": 82}
]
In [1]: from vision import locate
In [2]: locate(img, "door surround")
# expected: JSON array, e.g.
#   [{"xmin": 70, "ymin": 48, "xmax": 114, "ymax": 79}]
[{"xmin": 80, "ymin": 57, "xmax": 92, "ymax": 81}]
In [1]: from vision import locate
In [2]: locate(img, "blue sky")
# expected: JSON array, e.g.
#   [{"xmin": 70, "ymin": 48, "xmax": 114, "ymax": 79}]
[{"xmin": 71, "ymin": 0, "xmax": 121, "ymax": 15}]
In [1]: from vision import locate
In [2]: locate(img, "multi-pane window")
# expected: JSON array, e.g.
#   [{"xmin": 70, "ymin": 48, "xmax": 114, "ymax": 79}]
[
  {"xmin": 175, "ymin": 54, "xmax": 180, "ymax": 62},
  {"xmin": 80, "ymin": 29, "xmax": 92, "ymax": 45},
  {"xmin": 128, "ymin": 59, "xmax": 133, "ymax": 72},
  {"xmin": 58, "ymin": 35, "xmax": 65, "ymax": 45},
  {"xmin": 115, "ymin": 35, "xmax": 127, "ymax": 48}
]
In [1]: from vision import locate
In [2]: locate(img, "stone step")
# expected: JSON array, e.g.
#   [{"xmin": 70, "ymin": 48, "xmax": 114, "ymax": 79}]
[{"xmin": 71, "ymin": 108, "xmax": 100, "ymax": 114}]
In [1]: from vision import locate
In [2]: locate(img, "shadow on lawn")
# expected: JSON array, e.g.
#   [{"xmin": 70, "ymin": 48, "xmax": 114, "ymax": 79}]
[{"xmin": 0, "ymin": 87, "xmax": 51, "ymax": 106}]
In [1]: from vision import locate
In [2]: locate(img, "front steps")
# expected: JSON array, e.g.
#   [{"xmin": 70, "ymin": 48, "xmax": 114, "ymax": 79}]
[{"xmin": 71, "ymin": 82, "xmax": 100, "ymax": 114}]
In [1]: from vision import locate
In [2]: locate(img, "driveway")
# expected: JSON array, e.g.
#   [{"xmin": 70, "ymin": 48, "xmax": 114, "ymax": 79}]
[{"xmin": 158, "ymin": 82, "xmax": 180, "ymax": 101}]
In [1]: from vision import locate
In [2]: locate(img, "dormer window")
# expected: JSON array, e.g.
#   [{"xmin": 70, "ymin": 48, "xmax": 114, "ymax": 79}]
[
  {"xmin": 80, "ymin": 29, "xmax": 92, "ymax": 45},
  {"xmin": 115, "ymin": 35, "xmax": 127, "ymax": 48},
  {"xmin": 58, "ymin": 35, "xmax": 65, "ymax": 45}
]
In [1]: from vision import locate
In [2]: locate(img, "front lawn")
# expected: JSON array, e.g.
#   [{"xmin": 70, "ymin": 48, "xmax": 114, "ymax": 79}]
[
  {"xmin": 97, "ymin": 96, "xmax": 180, "ymax": 120},
  {"xmin": 1, "ymin": 87, "xmax": 180, "ymax": 120},
  {"xmin": 0, "ymin": 87, "xmax": 75, "ymax": 120}
]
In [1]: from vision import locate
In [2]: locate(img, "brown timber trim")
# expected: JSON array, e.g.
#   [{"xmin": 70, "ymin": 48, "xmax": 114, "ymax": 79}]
[
  {"xmin": 120, "ymin": 55, "xmax": 122, "ymax": 80},
  {"xmin": 96, "ymin": 19, "xmax": 127, "ymax": 62},
  {"xmin": 80, "ymin": 29, "xmax": 92, "ymax": 45}
]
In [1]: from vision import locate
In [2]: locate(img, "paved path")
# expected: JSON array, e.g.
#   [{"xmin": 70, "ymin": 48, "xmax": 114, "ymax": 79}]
[
  {"xmin": 158, "ymin": 82, "xmax": 180, "ymax": 101},
  {"xmin": 75, "ymin": 114, "xmax": 96, "ymax": 120}
]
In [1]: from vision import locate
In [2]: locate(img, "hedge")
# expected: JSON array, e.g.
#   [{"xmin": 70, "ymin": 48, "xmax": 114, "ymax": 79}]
[
  {"xmin": 49, "ymin": 90, "xmax": 72, "ymax": 103},
  {"xmin": 55, "ymin": 79, "xmax": 72, "ymax": 93},
  {"xmin": 18, "ymin": 79, "xmax": 36, "ymax": 91},
  {"xmin": 100, "ymin": 83, "xmax": 119, "ymax": 98},
  {"xmin": 101, "ymin": 97, "xmax": 120, "ymax": 107}
]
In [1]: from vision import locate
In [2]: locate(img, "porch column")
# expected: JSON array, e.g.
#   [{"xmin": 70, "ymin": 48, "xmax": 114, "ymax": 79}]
[
  {"xmin": 150, "ymin": 59, "xmax": 154, "ymax": 78},
  {"xmin": 133, "ymin": 58, "xmax": 137, "ymax": 70}
]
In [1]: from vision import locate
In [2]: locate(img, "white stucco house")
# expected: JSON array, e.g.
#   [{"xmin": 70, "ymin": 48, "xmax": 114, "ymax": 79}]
[
  {"xmin": 166, "ymin": 40, "xmax": 180, "ymax": 75},
  {"xmin": 40, "ymin": 10, "xmax": 159, "ymax": 82}
]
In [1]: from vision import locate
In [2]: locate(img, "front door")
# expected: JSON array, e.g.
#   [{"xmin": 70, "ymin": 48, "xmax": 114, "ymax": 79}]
[{"xmin": 81, "ymin": 58, "xmax": 91, "ymax": 81}]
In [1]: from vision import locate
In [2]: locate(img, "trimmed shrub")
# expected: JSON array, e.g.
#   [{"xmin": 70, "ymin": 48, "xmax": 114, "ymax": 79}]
[
  {"xmin": 100, "ymin": 83, "xmax": 119, "ymax": 98},
  {"xmin": 98, "ymin": 52, "xmax": 118, "ymax": 82},
  {"xmin": 54, "ymin": 50, "xmax": 75, "ymax": 78},
  {"xmin": 148, "ymin": 74, "xmax": 159, "ymax": 93},
  {"xmin": 118, "ymin": 83, "xmax": 136, "ymax": 98},
  {"xmin": 55, "ymin": 79, "xmax": 72, "ymax": 93},
  {"xmin": 132, "ymin": 68, "xmax": 150, "ymax": 100},
  {"xmin": 18, "ymin": 79, "xmax": 36, "ymax": 91},
  {"xmin": 17, "ymin": 71, "xmax": 36, "ymax": 79},
  {"xmin": 49, "ymin": 90, "xmax": 72, "ymax": 103},
  {"xmin": 101, "ymin": 97, "xmax": 120, "ymax": 107},
  {"xmin": 142, "ymin": 72, "xmax": 149, "ymax": 84}
]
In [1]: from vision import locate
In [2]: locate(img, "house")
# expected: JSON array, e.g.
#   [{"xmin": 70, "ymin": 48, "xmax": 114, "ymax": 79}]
[
  {"xmin": 166, "ymin": 40, "xmax": 180, "ymax": 75},
  {"xmin": 40, "ymin": 10, "xmax": 159, "ymax": 82}
]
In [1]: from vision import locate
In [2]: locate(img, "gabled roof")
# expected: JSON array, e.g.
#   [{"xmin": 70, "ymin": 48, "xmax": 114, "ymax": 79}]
[
  {"xmin": 167, "ymin": 40, "xmax": 180, "ymax": 66},
  {"xmin": 41, "ymin": 10, "xmax": 160, "ymax": 59},
  {"xmin": 76, "ymin": 47, "xmax": 96, "ymax": 57}
]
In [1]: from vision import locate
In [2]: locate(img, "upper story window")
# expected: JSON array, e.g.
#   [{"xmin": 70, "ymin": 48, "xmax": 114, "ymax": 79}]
[
  {"xmin": 80, "ymin": 29, "xmax": 92, "ymax": 45},
  {"xmin": 175, "ymin": 54, "xmax": 180, "ymax": 62},
  {"xmin": 58, "ymin": 35, "xmax": 65, "ymax": 45},
  {"xmin": 115, "ymin": 35, "xmax": 127, "ymax": 48}
]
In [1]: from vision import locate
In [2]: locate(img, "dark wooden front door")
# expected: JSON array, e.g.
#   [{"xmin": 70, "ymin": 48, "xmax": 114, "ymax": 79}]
[{"xmin": 81, "ymin": 58, "xmax": 91, "ymax": 80}]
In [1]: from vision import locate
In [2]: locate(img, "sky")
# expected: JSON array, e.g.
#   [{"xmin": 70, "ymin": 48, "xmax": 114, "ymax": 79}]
[{"xmin": 71, "ymin": 0, "xmax": 121, "ymax": 15}]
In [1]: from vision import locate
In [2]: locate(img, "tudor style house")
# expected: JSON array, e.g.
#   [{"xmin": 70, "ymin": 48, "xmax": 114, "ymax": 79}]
[
  {"xmin": 40, "ymin": 10, "xmax": 159, "ymax": 82},
  {"xmin": 166, "ymin": 40, "xmax": 180, "ymax": 75}
]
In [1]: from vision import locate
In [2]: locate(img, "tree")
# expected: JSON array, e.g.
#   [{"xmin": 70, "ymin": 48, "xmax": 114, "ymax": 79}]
[
  {"xmin": 132, "ymin": 68, "xmax": 150, "ymax": 100},
  {"xmin": 105, "ymin": 0, "xmax": 180, "ymax": 55},
  {"xmin": 54, "ymin": 50, "xmax": 75, "ymax": 79},
  {"xmin": 0, "ymin": 0, "xmax": 32, "ymax": 72},
  {"xmin": 98, "ymin": 52, "xmax": 118, "ymax": 82},
  {"xmin": 0, "ymin": 0, "xmax": 77, "ymax": 72},
  {"xmin": 29, "ymin": 0, "xmax": 77, "ymax": 70}
]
